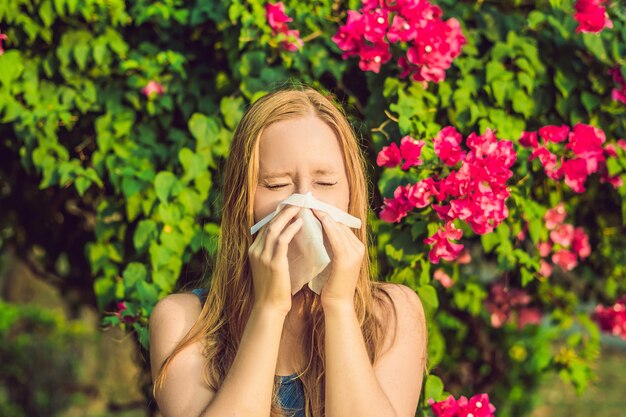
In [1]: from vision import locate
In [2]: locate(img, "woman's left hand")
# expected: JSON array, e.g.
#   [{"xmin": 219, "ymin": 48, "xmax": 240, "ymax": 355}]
[{"xmin": 312, "ymin": 208, "xmax": 365, "ymax": 307}]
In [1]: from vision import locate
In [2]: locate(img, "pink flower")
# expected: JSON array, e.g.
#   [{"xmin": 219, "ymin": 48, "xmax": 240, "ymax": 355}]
[
  {"xmin": 485, "ymin": 282, "xmax": 534, "ymax": 328},
  {"xmin": 562, "ymin": 157, "xmax": 589, "ymax": 193},
  {"xmin": 114, "ymin": 301, "xmax": 137, "ymax": 324},
  {"xmin": 434, "ymin": 268, "xmax": 454, "ymax": 288},
  {"xmin": 357, "ymin": 40, "xmax": 392, "ymax": 73},
  {"xmin": 434, "ymin": 126, "xmax": 465, "ymax": 166},
  {"xmin": 552, "ymin": 249, "xmax": 578, "ymax": 270},
  {"xmin": 265, "ymin": 2, "xmax": 303, "ymax": 51},
  {"xmin": 400, "ymin": 135, "xmax": 425, "ymax": 169},
  {"xmin": 544, "ymin": 203, "xmax": 567, "ymax": 229},
  {"xmin": 608, "ymin": 67, "xmax": 626, "ymax": 105},
  {"xmin": 592, "ymin": 297, "xmax": 626, "ymax": 340},
  {"xmin": 0, "ymin": 32, "xmax": 7, "ymax": 55},
  {"xmin": 362, "ymin": 7, "xmax": 389, "ymax": 43},
  {"xmin": 456, "ymin": 248, "xmax": 472, "ymax": 264},
  {"xmin": 457, "ymin": 393, "xmax": 497, "ymax": 417},
  {"xmin": 529, "ymin": 147, "xmax": 560, "ymax": 175},
  {"xmin": 428, "ymin": 395, "xmax": 459, "ymax": 417},
  {"xmin": 265, "ymin": 2, "xmax": 292, "ymax": 32},
  {"xmin": 376, "ymin": 142, "xmax": 402, "ymax": 168},
  {"xmin": 550, "ymin": 223, "xmax": 575, "ymax": 247},
  {"xmin": 574, "ymin": 0, "xmax": 613, "ymax": 34},
  {"xmin": 423, "ymin": 222, "xmax": 464, "ymax": 264},
  {"xmin": 280, "ymin": 29, "xmax": 304, "ymax": 51},
  {"xmin": 572, "ymin": 227, "xmax": 591, "ymax": 258},
  {"xmin": 407, "ymin": 178, "xmax": 438, "ymax": 208},
  {"xmin": 331, "ymin": 10, "xmax": 365, "ymax": 57},
  {"xmin": 387, "ymin": 15, "xmax": 416, "ymax": 43},
  {"xmin": 540, "ymin": 259, "xmax": 553, "ymax": 277},
  {"xmin": 537, "ymin": 241, "xmax": 552, "ymax": 257},
  {"xmin": 141, "ymin": 80, "xmax": 165, "ymax": 97},
  {"xmin": 538, "ymin": 125, "xmax": 570, "ymax": 143},
  {"xmin": 519, "ymin": 131, "xmax": 539, "ymax": 148}
]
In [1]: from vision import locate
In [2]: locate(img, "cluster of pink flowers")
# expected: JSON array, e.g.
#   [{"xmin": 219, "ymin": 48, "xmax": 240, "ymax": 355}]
[
  {"xmin": 377, "ymin": 127, "xmax": 516, "ymax": 263},
  {"xmin": 592, "ymin": 296, "xmax": 626, "ymax": 340},
  {"xmin": 0, "ymin": 32, "xmax": 7, "ymax": 55},
  {"xmin": 535, "ymin": 203, "xmax": 591, "ymax": 275},
  {"xmin": 573, "ymin": 0, "xmax": 613, "ymax": 33},
  {"xmin": 265, "ymin": 2, "xmax": 303, "ymax": 51},
  {"xmin": 608, "ymin": 66, "xmax": 626, "ymax": 105},
  {"xmin": 141, "ymin": 80, "xmax": 165, "ymax": 98},
  {"xmin": 428, "ymin": 393, "xmax": 496, "ymax": 417},
  {"xmin": 484, "ymin": 282, "xmax": 542, "ymax": 329},
  {"xmin": 332, "ymin": 0, "xmax": 466, "ymax": 85},
  {"xmin": 520, "ymin": 123, "xmax": 624, "ymax": 192}
]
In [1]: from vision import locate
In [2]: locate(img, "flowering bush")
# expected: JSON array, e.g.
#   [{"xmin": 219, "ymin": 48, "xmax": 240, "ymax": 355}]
[{"xmin": 1, "ymin": 0, "xmax": 625, "ymax": 416}]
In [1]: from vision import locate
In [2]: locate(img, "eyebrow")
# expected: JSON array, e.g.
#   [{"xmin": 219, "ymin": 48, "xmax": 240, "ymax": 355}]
[{"xmin": 260, "ymin": 169, "xmax": 339, "ymax": 180}]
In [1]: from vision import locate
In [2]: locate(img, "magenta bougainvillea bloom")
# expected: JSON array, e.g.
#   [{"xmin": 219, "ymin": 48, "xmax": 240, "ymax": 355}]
[
  {"xmin": 141, "ymin": 80, "xmax": 165, "ymax": 97},
  {"xmin": 265, "ymin": 2, "xmax": 303, "ymax": 51},
  {"xmin": 428, "ymin": 393, "xmax": 496, "ymax": 417},
  {"xmin": 608, "ymin": 66, "xmax": 626, "ymax": 105},
  {"xmin": 593, "ymin": 297, "xmax": 626, "ymax": 340},
  {"xmin": 423, "ymin": 221, "xmax": 464, "ymax": 264},
  {"xmin": 534, "ymin": 203, "xmax": 591, "ymax": 275},
  {"xmin": 544, "ymin": 203, "xmax": 567, "ymax": 229},
  {"xmin": 521, "ymin": 123, "xmax": 623, "ymax": 193},
  {"xmin": 434, "ymin": 126, "xmax": 465, "ymax": 166},
  {"xmin": 115, "ymin": 301, "xmax": 137, "ymax": 324},
  {"xmin": 332, "ymin": 0, "xmax": 466, "ymax": 84},
  {"xmin": 379, "ymin": 127, "xmax": 516, "ymax": 263},
  {"xmin": 485, "ymin": 282, "xmax": 541, "ymax": 329},
  {"xmin": 0, "ymin": 32, "xmax": 7, "ymax": 55},
  {"xmin": 433, "ymin": 268, "xmax": 454, "ymax": 288},
  {"xmin": 574, "ymin": 0, "xmax": 613, "ymax": 33},
  {"xmin": 376, "ymin": 135, "xmax": 425, "ymax": 169}
]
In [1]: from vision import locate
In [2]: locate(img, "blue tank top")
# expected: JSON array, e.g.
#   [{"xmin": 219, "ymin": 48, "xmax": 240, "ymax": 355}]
[{"xmin": 191, "ymin": 288, "xmax": 305, "ymax": 416}]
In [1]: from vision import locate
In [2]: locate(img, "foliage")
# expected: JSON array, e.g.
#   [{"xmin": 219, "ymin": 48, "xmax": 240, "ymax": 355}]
[
  {"xmin": 0, "ymin": 300, "xmax": 90, "ymax": 417},
  {"xmin": 1, "ymin": 0, "xmax": 625, "ymax": 416}
]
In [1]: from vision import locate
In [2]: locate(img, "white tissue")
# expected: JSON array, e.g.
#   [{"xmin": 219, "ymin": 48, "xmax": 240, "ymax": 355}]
[{"xmin": 250, "ymin": 192, "xmax": 362, "ymax": 295}]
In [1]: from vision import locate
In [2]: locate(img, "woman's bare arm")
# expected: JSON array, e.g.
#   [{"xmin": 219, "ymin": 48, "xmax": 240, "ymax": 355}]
[{"xmin": 149, "ymin": 293, "xmax": 287, "ymax": 417}]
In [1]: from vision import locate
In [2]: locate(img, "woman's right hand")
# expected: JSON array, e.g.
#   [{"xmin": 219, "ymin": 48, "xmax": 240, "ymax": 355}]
[{"xmin": 248, "ymin": 205, "xmax": 303, "ymax": 316}]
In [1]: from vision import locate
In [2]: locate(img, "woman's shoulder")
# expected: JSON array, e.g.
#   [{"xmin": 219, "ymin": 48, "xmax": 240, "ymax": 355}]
[
  {"xmin": 375, "ymin": 282, "xmax": 424, "ymax": 312},
  {"xmin": 373, "ymin": 283, "xmax": 426, "ymax": 330},
  {"xmin": 149, "ymin": 292, "xmax": 204, "ymax": 338}
]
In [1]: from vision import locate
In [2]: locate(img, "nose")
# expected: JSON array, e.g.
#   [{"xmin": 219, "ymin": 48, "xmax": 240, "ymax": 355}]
[{"xmin": 295, "ymin": 180, "xmax": 312, "ymax": 196}]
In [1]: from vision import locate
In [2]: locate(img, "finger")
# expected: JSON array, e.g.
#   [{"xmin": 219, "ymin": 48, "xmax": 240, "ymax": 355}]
[
  {"xmin": 314, "ymin": 209, "xmax": 349, "ymax": 252},
  {"xmin": 263, "ymin": 205, "xmax": 302, "ymax": 259},
  {"xmin": 273, "ymin": 217, "xmax": 303, "ymax": 260}
]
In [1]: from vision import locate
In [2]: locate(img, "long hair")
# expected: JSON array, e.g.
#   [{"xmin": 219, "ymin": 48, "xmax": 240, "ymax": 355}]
[{"xmin": 152, "ymin": 85, "xmax": 415, "ymax": 417}]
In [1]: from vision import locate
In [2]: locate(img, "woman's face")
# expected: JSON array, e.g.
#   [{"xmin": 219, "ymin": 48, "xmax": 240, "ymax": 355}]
[{"xmin": 253, "ymin": 115, "xmax": 350, "ymax": 223}]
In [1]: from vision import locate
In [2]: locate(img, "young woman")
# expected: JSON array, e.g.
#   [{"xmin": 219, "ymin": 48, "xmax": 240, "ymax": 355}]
[{"xmin": 149, "ymin": 86, "xmax": 427, "ymax": 417}]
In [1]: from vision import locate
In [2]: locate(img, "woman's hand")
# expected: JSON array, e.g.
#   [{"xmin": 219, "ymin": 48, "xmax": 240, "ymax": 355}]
[
  {"xmin": 248, "ymin": 205, "xmax": 303, "ymax": 316},
  {"xmin": 312, "ymin": 208, "xmax": 365, "ymax": 308}
]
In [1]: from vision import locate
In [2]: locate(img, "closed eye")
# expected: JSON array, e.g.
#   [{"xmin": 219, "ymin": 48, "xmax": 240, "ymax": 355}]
[{"xmin": 266, "ymin": 182, "xmax": 337, "ymax": 189}]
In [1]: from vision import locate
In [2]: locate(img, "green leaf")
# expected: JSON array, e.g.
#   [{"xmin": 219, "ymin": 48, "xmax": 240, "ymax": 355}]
[
  {"xmin": 607, "ymin": 158, "xmax": 621, "ymax": 176},
  {"xmin": 582, "ymin": 33, "xmax": 608, "ymax": 64},
  {"xmin": 416, "ymin": 284, "xmax": 438, "ymax": 311},
  {"xmin": 136, "ymin": 280, "xmax": 158, "ymax": 305},
  {"xmin": 179, "ymin": 148, "xmax": 209, "ymax": 182},
  {"xmin": 154, "ymin": 171, "xmax": 178, "ymax": 202},
  {"xmin": 134, "ymin": 220, "xmax": 157, "ymax": 250},
  {"xmin": 424, "ymin": 374, "xmax": 444, "ymax": 402},
  {"xmin": 0, "ymin": 51, "xmax": 25, "ymax": 85},
  {"xmin": 123, "ymin": 262, "xmax": 147, "ymax": 287},
  {"xmin": 512, "ymin": 89, "xmax": 534, "ymax": 118},
  {"xmin": 220, "ymin": 96, "xmax": 244, "ymax": 129}
]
